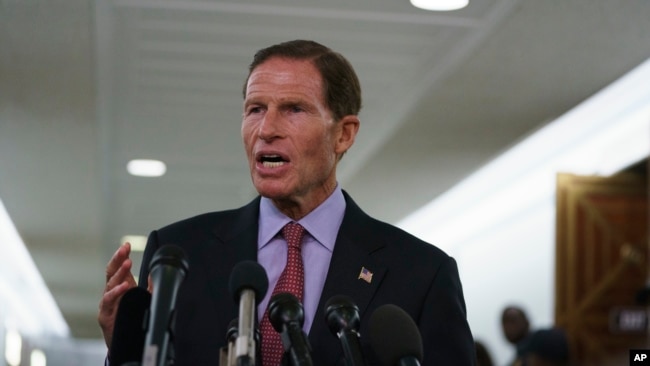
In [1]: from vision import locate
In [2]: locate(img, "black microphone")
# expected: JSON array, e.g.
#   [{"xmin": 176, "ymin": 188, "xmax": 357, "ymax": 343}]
[
  {"xmin": 228, "ymin": 260, "xmax": 269, "ymax": 366},
  {"xmin": 324, "ymin": 295, "xmax": 366, "ymax": 366},
  {"xmin": 368, "ymin": 304, "xmax": 423, "ymax": 366},
  {"xmin": 110, "ymin": 287, "xmax": 151, "ymax": 366},
  {"xmin": 268, "ymin": 292, "xmax": 314, "ymax": 366},
  {"xmin": 141, "ymin": 245, "xmax": 189, "ymax": 366}
]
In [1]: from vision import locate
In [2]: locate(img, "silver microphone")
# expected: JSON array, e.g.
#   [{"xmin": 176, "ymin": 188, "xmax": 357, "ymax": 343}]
[{"xmin": 228, "ymin": 261, "xmax": 269, "ymax": 366}]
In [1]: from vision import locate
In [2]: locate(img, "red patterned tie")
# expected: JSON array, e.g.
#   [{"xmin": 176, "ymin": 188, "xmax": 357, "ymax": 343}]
[{"xmin": 260, "ymin": 222, "xmax": 306, "ymax": 366}]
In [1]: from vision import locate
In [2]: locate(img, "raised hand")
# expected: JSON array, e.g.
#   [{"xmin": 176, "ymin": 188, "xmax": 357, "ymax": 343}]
[{"xmin": 97, "ymin": 242, "xmax": 138, "ymax": 348}]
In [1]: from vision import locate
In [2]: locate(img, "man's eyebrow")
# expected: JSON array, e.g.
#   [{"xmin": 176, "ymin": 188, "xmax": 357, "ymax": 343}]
[
  {"xmin": 243, "ymin": 97, "xmax": 263, "ymax": 106},
  {"xmin": 277, "ymin": 99, "xmax": 302, "ymax": 106},
  {"xmin": 276, "ymin": 96, "xmax": 313, "ymax": 106}
]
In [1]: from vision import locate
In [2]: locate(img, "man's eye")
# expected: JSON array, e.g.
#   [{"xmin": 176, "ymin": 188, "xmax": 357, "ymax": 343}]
[
  {"xmin": 247, "ymin": 106, "xmax": 262, "ymax": 114},
  {"xmin": 289, "ymin": 105, "xmax": 304, "ymax": 113}
]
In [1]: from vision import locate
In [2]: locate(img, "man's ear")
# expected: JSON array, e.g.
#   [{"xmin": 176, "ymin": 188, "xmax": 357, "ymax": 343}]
[{"xmin": 335, "ymin": 115, "xmax": 360, "ymax": 157}]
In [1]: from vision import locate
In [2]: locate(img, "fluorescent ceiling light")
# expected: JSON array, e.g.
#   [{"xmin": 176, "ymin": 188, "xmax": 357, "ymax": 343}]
[
  {"xmin": 0, "ymin": 198, "xmax": 70, "ymax": 337},
  {"xmin": 411, "ymin": 0, "xmax": 469, "ymax": 11},
  {"xmin": 30, "ymin": 349, "xmax": 46, "ymax": 366},
  {"xmin": 127, "ymin": 159, "xmax": 167, "ymax": 177},
  {"xmin": 5, "ymin": 329, "xmax": 21, "ymax": 366},
  {"xmin": 120, "ymin": 235, "xmax": 148, "ymax": 252}
]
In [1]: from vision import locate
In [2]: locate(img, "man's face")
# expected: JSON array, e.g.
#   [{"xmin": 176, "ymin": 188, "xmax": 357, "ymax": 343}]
[
  {"xmin": 241, "ymin": 57, "xmax": 356, "ymax": 209},
  {"xmin": 502, "ymin": 308, "xmax": 529, "ymax": 344}
]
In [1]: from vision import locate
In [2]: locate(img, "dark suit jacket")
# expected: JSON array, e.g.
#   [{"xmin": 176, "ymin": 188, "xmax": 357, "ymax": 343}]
[{"xmin": 138, "ymin": 191, "xmax": 475, "ymax": 365}]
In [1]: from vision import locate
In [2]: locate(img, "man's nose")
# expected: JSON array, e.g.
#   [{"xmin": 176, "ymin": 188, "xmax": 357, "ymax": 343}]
[{"xmin": 257, "ymin": 108, "xmax": 281, "ymax": 141}]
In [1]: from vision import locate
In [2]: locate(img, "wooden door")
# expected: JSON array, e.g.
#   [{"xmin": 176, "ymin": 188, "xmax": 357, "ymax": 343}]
[{"xmin": 555, "ymin": 171, "xmax": 648, "ymax": 365}]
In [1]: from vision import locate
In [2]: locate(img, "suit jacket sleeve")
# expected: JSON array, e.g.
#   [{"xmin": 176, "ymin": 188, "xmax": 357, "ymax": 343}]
[{"xmin": 418, "ymin": 255, "xmax": 475, "ymax": 365}]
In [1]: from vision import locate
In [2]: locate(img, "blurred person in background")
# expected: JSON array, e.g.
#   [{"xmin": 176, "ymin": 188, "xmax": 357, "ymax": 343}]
[
  {"xmin": 501, "ymin": 305, "xmax": 532, "ymax": 366},
  {"xmin": 474, "ymin": 340, "xmax": 494, "ymax": 366},
  {"xmin": 520, "ymin": 328, "xmax": 570, "ymax": 366}
]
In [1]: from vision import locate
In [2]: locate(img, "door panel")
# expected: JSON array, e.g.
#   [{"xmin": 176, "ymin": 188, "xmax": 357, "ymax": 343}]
[{"xmin": 555, "ymin": 171, "xmax": 648, "ymax": 365}]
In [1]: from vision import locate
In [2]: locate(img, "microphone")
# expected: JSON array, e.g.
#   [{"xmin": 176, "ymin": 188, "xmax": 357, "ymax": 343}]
[
  {"xmin": 324, "ymin": 295, "xmax": 366, "ymax": 366},
  {"xmin": 221, "ymin": 318, "xmax": 264, "ymax": 366},
  {"xmin": 268, "ymin": 293, "xmax": 314, "ymax": 366},
  {"xmin": 220, "ymin": 318, "xmax": 239, "ymax": 366},
  {"xmin": 228, "ymin": 260, "xmax": 269, "ymax": 366},
  {"xmin": 368, "ymin": 304, "xmax": 423, "ymax": 366},
  {"xmin": 109, "ymin": 287, "xmax": 151, "ymax": 366},
  {"xmin": 142, "ymin": 245, "xmax": 189, "ymax": 366}
]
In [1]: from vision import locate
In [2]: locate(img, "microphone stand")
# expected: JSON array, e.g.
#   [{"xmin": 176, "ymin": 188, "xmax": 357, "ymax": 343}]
[
  {"xmin": 269, "ymin": 293, "xmax": 313, "ymax": 366},
  {"xmin": 324, "ymin": 295, "xmax": 366, "ymax": 366},
  {"xmin": 280, "ymin": 321, "xmax": 313, "ymax": 366},
  {"xmin": 337, "ymin": 329, "xmax": 364, "ymax": 366}
]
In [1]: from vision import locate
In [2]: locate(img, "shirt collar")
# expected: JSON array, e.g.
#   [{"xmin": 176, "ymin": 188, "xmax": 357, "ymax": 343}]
[{"xmin": 258, "ymin": 185, "xmax": 346, "ymax": 252}]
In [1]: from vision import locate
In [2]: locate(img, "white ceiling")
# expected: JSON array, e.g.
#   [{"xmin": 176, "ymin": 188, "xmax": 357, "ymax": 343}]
[{"xmin": 1, "ymin": 0, "xmax": 649, "ymax": 340}]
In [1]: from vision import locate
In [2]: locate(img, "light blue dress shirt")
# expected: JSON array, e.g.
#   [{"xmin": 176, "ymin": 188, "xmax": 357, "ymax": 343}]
[{"xmin": 256, "ymin": 185, "xmax": 346, "ymax": 334}]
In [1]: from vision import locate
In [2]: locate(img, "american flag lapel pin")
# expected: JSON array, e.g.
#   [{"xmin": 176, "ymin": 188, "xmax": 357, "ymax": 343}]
[{"xmin": 358, "ymin": 266, "xmax": 373, "ymax": 284}]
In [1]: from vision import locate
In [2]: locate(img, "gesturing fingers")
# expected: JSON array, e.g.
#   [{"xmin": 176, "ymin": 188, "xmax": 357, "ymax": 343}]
[
  {"xmin": 106, "ymin": 242, "xmax": 131, "ymax": 282},
  {"xmin": 105, "ymin": 258, "xmax": 136, "ymax": 292},
  {"xmin": 104, "ymin": 243, "xmax": 137, "ymax": 295},
  {"xmin": 99, "ymin": 242, "xmax": 138, "ymax": 348}
]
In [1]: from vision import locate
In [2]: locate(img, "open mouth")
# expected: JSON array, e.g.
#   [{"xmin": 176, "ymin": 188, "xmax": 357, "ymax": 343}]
[{"xmin": 259, "ymin": 154, "xmax": 288, "ymax": 168}]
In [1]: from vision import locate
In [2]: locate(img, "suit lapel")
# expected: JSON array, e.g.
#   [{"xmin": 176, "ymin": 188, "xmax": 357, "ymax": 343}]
[
  {"xmin": 204, "ymin": 198, "xmax": 261, "ymax": 333},
  {"xmin": 210, "ymin": 197, "xmax": 260, "ymax": 262},
  {"xmin": 308, "ymin": 192, "xmax": 387, "ymax": 362}
]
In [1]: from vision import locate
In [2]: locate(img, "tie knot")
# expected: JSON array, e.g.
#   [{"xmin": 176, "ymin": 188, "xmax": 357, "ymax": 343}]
[{"xmin": 282, "ymin": 222, "xmax": 305, "ymax": 249}]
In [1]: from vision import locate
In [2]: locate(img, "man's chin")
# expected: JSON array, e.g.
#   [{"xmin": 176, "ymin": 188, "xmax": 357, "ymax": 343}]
[{"xmin": 253, "ymin": 183, "xmax": 291, "ymax": 200}]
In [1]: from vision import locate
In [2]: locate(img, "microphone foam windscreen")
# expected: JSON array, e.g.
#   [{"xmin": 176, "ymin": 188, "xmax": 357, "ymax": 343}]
[
  {"xmin": 228, "ymin": 260, "xmax": 269, "ymax": 303},
  {"xmin": 324, "ymin": 294, "xmax": 357, "ymax": 312},
  {"xmin": 268, "ymin": 292, "xmax": 304, "ymax": 332},
  {"xmin": 324, "ymin": 294, "xmax": 360, "ymax": 334},
  {"xmin": 149, "ymin": 244, "xmax": 189, "ymax": 273},
  {"xmin": 369, "ymin": 304, "xmax": 424, "ymax": 365},
  {"xmin": 110, "ymin": 287, "xmax": 152, "ymax": 366}
]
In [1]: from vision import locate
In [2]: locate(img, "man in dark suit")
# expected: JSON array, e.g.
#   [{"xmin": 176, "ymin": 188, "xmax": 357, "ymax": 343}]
[{"xmin": 98, "ymin": 39, "xmax": 475, "ymax": 365}]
